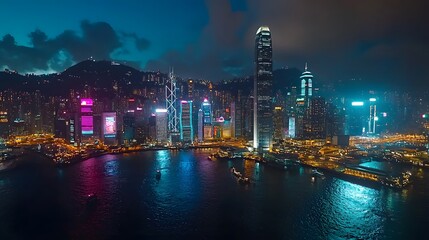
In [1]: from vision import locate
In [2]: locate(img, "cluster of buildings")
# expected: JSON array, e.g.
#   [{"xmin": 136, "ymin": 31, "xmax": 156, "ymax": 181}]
[{"xmin": 1, "ymin": 26, "xmax": 429, "ymax": 151}]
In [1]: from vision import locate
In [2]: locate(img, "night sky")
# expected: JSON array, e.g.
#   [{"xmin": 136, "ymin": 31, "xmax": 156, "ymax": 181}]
[{"xmin": 0, "ymin": 0, "xmax": 428, "ymax": 88}]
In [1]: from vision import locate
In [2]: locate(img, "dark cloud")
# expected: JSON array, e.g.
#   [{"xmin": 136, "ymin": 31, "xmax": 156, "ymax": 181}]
[
  {"xmin": 122, "ymin": 32, "xmax": 150, "ymax": 51},
  {"xmin": 0, "ymin": 20, "xmax": 150, "ymax": 73},
  {"xmin": 147, "ymin": 0, "xmax": 429, "ymax": 88},
  {"xmin": 29, "ymin": 29, "xmax": 48, "ymax": 48},
  {"xmin": 146, "ymin": 0, "xmax": 252, "ymax": 80},
  {"xmin": 247, "ymin": 0, "xmax": 429, "ymax": 88}
]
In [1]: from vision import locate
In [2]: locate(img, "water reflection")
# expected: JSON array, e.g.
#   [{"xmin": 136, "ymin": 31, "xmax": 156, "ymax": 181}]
[
  {"xmin": 0, "ymin": 150, "xmax": 427, "ymax": 239},
  {"xmin": 104, "ymin": 160, "xmax": 118, "ymax": 176},
  {"xmin": 322, "ymin": 179, "xmax": 384, "ymax": 239}
]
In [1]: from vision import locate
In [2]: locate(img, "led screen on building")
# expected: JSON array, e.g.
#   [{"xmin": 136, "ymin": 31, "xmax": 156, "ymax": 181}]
[
  {"xmin": 102, "ymin": 112, "xmax": 116, "ymax": 138},
  {"xmin": 288, "ymin": 117, "xmax": 296, "ymax": 138}
]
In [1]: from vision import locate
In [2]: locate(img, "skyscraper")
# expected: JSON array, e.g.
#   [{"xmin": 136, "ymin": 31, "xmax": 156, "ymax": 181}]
[
  {"xmin": 80, "ymin": 98, "xmax": 94, "ymax": 142},
  {"xmin": 300, "ymin": 63, "xmax": 313, "ymax": 99},
  {"xmin": 179, "ymin": 100, "xmax": 193, "ymax": 143},
  {"xmin": 197, "ymin": 109, "xmax": 203, "ymax": 142},
  {"xmin": 202, "ymin": 98, "xmax": 213, "ymax": 139},
  {"xmin": 304, "ymin": 97, "xmax": 326, "ymax": 139},
  {"xmin": 155, "ymin": 109, "xmax": 168, "ymax": 143},
  {"xmin": 254, "ymin": 26, "xmax": 273, "ymax": 152},
  {"xmin": 273, "ymin": 106, "xmax": 284, "ymax": 141}
]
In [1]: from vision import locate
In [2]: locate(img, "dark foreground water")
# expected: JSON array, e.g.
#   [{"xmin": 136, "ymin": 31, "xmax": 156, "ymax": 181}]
[{"xmin": 0, "ymin": 149, "xmax": 428, "ymax": 239}]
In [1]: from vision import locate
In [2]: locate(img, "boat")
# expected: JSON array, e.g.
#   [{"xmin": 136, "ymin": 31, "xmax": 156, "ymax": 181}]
[
  {"xmin": 311, "ymin": 169, "xmax": 325, "ymax": 179},
  {"xmin": 238, "ymin": 176, "xmax": 251, "ymax": 184},
  {"xmin": 86, "ymin": 193, "xmax": 98, "ymax": 206},
  {"xmin": 156, "ymin": 169, "xmax": 161, "ymax": 179},
  {"xmin": 230, "ymin": 167, "xmax": 242, "ymax": 177}
]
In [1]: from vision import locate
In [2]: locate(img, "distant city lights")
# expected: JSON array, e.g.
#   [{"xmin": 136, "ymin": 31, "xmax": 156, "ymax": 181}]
[{"xmin": 351, "ymin": 101, "xmax": 364, "ymax": 106}]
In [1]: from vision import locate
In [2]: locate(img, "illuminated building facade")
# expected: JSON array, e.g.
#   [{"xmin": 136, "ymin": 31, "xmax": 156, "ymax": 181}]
[
  {"xmin": 300, "ymin": 63, "xmax": 313, "ymax": 99},
  {"xmin": 368, "ymin": 98, "xmax": 377, "ymax": 134},
  {"xmin": 295, "ymin": 97, "xmax": 306, "ymax": 138},
  {"xmin": 325, "ymin": 102, "xmax": 345, "ymax": 138},
  {"xmin": 166, "ymin": 69, "xmax": 179, "ymax": 143},
  {"xmin": 254, "ymin": 26, "xmax": 273, "ymax": 152},
  {"xmin": 69, "ymin": 118, "xmax": 76, "ymax": 145},
  {"xmin": 198, "ymin": 109, "xmax": 203, "ymax": 142},
  {"xmin": 304, "ymin": 97, "xmax": 326, "ymax": 139},
  {"xmin": 346, "ymin": 101, "xmax": 366, "ymax": 135},
  {"xmin": 123, "ymin": 112, "xmax": 135, "ymax": 144},
  {"xmin": 288, "ymin": 117, "xmax": 296, "ymax": 138},
  {"xmin": 179, "ymin": 100, "xmax": 193, "ymax": 143},
  {"xmin": 0, "ymin": 111, "xmax": 8, "ymax": 138},
  {"xmin": 273, "ymin": 106, "xmax": 284, "ymax": 141},
  {"xmin": 202, "ymin": 98, "xmax": 213, "ymax": 139},
  {"xmin": 80, "ymin": 98, "xmax": 93, "ymax": 141},
  {"xmin": 102, "ymin": 112, "xmax": 117, "ymax": 144},
  {"xmin": 155, "ymin": 109, "xmax": 168, "ymax": 143},
  {"xmin": 188, "ymin": 79, "xmax": 194, "ymax": 99}
]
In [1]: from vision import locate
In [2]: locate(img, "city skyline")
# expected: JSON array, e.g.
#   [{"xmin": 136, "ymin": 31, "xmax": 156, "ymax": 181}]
[
  {"xmin": 0, "ymin": 0, "xmax": 428, "ymax": 90},
  {"xmin": 1, "ymin": 3, "xmax": 429, "ymax": 238}
]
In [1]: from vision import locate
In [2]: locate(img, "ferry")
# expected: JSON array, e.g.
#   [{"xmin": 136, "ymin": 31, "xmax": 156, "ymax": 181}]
[
  {"xmin": 230, "ymin": 167, "xmax": 252, "ymax": 184},
  {"xmin": 311, "ymin": 169, "xmax": 325, "ymax": 179},
  {"xmin": 327, "ymin": 166, "xmax": 412, "ymax": 189},
  {"xmin": 238, "ymin": 176, "xmax": 251, "ymax": 184},
  {"xmin": 230, "ymin": 167, "xmax": 242, "ymax": 177}
]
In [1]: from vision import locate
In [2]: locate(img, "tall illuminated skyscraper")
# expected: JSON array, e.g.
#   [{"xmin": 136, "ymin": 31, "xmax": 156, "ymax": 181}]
[
  {"xmin": 202, "ymin": 98, "xmax": 213, "ymax": 139},
  {"xmin": 179, "ymin": 100, "xmax": 193, "ymax": 143},
  {"xmin": 155, "ymin": 109, "xmax": 168, "ymax": 143},
  {"xmin": 254, "ymin": 26, "xmax": 273, "ymax": 152},
  {"xmin": 300, "ymin": 63, "xmax": 313, "ymax": 99},
  {"xmin": 80, "ymin": 98, "xmax": 94, "ymax": 142}
]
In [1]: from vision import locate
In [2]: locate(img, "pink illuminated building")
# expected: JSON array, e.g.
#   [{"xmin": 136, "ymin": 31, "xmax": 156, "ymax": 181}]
[{"xmin": 80, "ymin": 98, "xmax": 94, "ymax": 141}]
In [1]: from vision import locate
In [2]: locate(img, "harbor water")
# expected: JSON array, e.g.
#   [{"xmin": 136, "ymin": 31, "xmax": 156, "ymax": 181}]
[{"xmin": 0, "ymin": 149, "xmax": 428, "ymax": 239}]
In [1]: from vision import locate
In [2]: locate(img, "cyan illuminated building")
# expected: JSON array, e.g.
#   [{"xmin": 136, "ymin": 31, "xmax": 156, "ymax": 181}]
[
  {"xmin": 368, "ymin": 98, "xmax": 377, "ymax": 134},
  {"xmin": 202, "ymin": 98, "xmax": 213, "ymax": 139},
  {"xmin": 254, "ymin": 26, "xmax": 273, "ymax": 152},
  {"xmin": 179, "ymin": 100, "xmax": 193, "ymax": 143},
  {"xmin": 300, "ymin": 63, "xmax": 313, "ymax": 100},
  {"xmin": 346, "ymin": 101, "xmax": 366, "ymax": 135},
  {"xmin": 198, "ymin": 109, "xmax": 203, "ymax": 142}
]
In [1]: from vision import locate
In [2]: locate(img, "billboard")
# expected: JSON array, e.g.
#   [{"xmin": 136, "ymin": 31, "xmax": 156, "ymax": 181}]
[
  {"xmin": 81, "ymin": 116, "xmax": 93, "ymax": 135},
  {"xmin": 102, "ymin": 112, "xmax": 116, "ymax": 138}
]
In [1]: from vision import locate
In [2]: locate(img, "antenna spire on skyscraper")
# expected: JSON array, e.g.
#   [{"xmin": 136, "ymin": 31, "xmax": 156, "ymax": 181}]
[{"xmin": 305, "ymin": 62, "xmax": 308, "ymax": 71}]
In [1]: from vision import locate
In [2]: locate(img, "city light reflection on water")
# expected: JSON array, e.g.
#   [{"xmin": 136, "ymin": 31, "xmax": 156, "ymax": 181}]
[
  {"xmin": 312, "ymin": 179, "xmax": 385, "ymax": 239},
  {"xmin": 0, "ymin": 149, "xmax": 427, "ymax": 239}
]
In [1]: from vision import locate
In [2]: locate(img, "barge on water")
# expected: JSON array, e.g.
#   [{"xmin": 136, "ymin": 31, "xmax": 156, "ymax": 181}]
[{"xmin": 329, "ymin": 165, "xmax": 412, "ymax": 189}]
